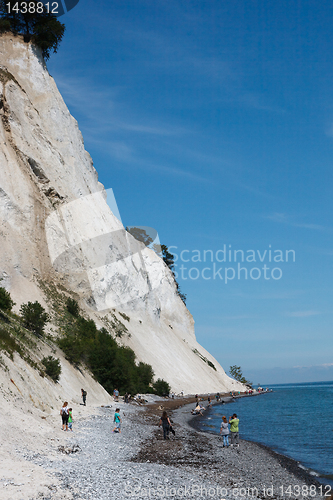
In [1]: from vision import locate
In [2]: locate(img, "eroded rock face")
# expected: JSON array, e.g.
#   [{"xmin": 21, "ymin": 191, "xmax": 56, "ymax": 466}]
[{"xmin": 0, "ymin": 33, "xmax": 244, "ymax": 393}]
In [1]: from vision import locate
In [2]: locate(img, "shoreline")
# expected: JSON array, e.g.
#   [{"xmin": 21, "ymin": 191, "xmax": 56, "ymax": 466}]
[
  {"xmin": 129, "ymin": 395, "xmax": 326, "ymax": 498},
  {"xmin": 6, "ymin": 394, "xmax": 328, "ymax": 499},
  {"xmin": 183, "ymin": 397, "xmax": 324, "ymax": 487}
]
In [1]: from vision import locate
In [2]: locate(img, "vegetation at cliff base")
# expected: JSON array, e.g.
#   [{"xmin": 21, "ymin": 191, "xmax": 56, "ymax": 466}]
[
  {"xmin": 0, "ymin": 286, "xmax": 172, "ymax": 398},
  {"xmin": 229, "ymin": 365, "xmax": 252, "ymax": 387},
  {"xmin": 58, "ymin": 310, "xmax": 168, "ymax": 395},
  {"xmin": 0, "ymin": 293, "xmax": 48, "ymax": 372},
  {"xmin": 0, "ymin": 0, "xmax": 65, "ymax": 59},
  {"xmin": 152, "ymin": 378, "xmax": 171, "ymax": 396}
]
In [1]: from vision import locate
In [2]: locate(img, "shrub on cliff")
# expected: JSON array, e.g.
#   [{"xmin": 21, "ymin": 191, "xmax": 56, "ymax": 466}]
[
  {"xmin": 20, "ymin": 301, "xmax": 49, "ymax": 336},
  {"xmin": 66, "ymin": 297, "xmax": 80, "ymax": 317},
  {"xmin": 42, "ymin": 355, "xmax": 61, "ymax": 382},
  {"xmin": 152, "ymin": 378, "xmax": 171, "ymax": 397},
  {"xmin": 0, "ymin": 287, "xmax": 15, "ymax": 311},
  {"xmin": 0, "ymin": 1, "xmax": 65, "ymax": 60}
]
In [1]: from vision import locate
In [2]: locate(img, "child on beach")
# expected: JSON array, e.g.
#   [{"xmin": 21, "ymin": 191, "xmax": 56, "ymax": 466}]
[
  {"xmin": 68, "ymin": 408, "xmax": 73, "ymax": 431},
  {"xmin": 112, "ymin": 408, "xmax": 121, "ymax": 433},
  {"xmin": 220, "ymin": 415, "xmax": 229, "ymax": 447}
]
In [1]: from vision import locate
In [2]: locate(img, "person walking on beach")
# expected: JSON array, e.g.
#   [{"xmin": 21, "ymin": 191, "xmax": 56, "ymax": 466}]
[
  {"xmin": 220, "ymin": 415, "xmax": 229, "ymax": 447},
  {"xmin": 159, "ymin": 411, "xmax": 172, "ymax": 440},
  {"xmin": 68, "ymin": 408, "xmax": 73, "ymax": 431},
  {"xmin": 113, "ymin": 388, "xmax": 119, "ymax": 402},
  {"xmin": 229, "ymin": 413, "xmax": 239, "ymax": 447},
  {"xmin": 112, "ymin": 408, "xmax": 121, "ymax": 433},
  {"xmin": 60, "ymin": 402, "xmax": 69, "ymax": 431},
  {"xmin": 81, "ymin": 388, "xmax": 87, "ymax": 406}
]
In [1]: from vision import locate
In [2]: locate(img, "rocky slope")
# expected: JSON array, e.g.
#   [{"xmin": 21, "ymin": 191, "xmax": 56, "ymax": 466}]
[{"xmin": 0, "ymin": 33, "xmax": 244, "ymax": 394}]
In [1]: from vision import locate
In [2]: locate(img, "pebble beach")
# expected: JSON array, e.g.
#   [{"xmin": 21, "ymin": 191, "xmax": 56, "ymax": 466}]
[{"xmin": 17, "ymin": 396, "xmax": 325, "ymax": 500}]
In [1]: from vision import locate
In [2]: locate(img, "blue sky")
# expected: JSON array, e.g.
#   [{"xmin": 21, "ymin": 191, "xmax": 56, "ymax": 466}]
[{"xmin": 48, "ymin": 0, "xmax": 333, "ymax": 384}]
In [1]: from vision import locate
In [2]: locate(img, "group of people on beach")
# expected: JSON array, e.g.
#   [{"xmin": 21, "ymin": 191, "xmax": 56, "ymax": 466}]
[
  {"xmin": 60, "ymin": 389, "xmax": 123, "ymax": 434},
  {"xmin": 190, "ymin": 395, "xmax": 240, "ymax": 447},
  {"xmin": 60, "ymin": 389, "xmax": 239, "ymax": 445}
]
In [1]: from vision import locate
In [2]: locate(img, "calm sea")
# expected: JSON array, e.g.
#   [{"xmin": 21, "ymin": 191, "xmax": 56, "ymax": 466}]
[{"xmin": 198, "ymin": 381, "xmax": 333, "ymax": 484}]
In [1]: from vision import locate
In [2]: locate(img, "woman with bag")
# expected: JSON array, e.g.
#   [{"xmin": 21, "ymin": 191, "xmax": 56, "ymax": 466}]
[
  {"xmin": 60, "ymin": 401, "xmax": 69, "ymax": 431},
  {"xmin": 159, "ymin": 411, "xmax": 172, "ymax": 440}
]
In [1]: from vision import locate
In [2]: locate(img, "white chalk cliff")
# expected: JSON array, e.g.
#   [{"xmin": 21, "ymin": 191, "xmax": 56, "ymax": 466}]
[{"xmin": 0, "ymin": 33, "xmax": 244, "ymax": 394}]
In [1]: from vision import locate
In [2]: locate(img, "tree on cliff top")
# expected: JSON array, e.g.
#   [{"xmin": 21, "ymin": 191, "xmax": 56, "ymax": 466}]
[{"xmin": 0, "ymin": 1, "xmax": 65, "ymax": 59}]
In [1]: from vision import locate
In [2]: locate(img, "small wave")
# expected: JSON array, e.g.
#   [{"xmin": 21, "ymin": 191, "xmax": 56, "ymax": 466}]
[{"xmin": 298, "ymin": 464, "xmax": 319, "ymax": 476}]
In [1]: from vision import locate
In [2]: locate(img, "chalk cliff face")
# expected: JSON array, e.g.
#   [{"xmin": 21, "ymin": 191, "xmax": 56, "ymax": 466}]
[{"xmin": 0, "ymin": 33, "xmax": 244, "ymax": 394}]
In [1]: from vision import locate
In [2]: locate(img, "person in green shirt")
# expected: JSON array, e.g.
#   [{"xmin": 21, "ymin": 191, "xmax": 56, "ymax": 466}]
[
  {"xmin": 68, "ymin": 408, "xmax": 73, "ymax": 431},
  {"xmin": 229, "ymin": 413, "xmax": 239, "ymax": 446}
]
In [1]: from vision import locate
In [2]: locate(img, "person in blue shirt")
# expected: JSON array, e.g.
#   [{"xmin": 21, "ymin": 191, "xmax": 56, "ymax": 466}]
[{"xmin": 112, "ymin": 408, "xmax": 122, "ymax": 433}]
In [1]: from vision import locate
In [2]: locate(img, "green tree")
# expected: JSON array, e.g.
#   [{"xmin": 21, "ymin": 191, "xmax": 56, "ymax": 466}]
[
  {"xmin": 161, "ymin": 244, "xmax": 175, "ymax": 270},
  {"xmin": 20, "ymin": 301, "xmax": 49, "ymax": 335},
  {"xmin": 0, "ymin": 287, "xmax": 15, "ymax": 311},
  {"xmin": 42, "ymin": 355, "xmax": 61, "ymax": 383},
  {"xmin": 153, "ymin": 378, "xmax": 171, "ymax": 396},
  {"xmin": 58, "ymin": 318, "xmax": 159, "ymax": 395},
  {"xmin": 0, "ymin": 1, "xmax": 65, "ymax": 59},
  {"xmin": 136, "ymin": 362, "xmax": 154, "ymax": 393},
  {"xmin": 229, "ymin": 365, "xmax": 252, "ymax": 387},
  {"xmin": 66, "ymin": 297, "xmax": 80, "ymax": 317}
]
